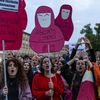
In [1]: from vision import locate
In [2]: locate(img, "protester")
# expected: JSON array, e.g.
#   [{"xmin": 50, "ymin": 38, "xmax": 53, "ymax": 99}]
[
  {"xmin": 60, "ymin": 38, "xmax": 83, "ymax": 88},
  {"xmin": 17, "ymin": 55, "xmax": 24, "ymax": 64},
  {"xmin": 0, "ymin": 58, "xmax": 32, "ymax": 100},
  {"xmin": 76, "ymin": 58, "xmax": 96, "ymax": 100},
  {"xmin": 32, "ymin": 56, "xmax": 64, "ymax": 100},
  {"xmin": 71, "ymin": 51, "xmax": 92, "ymax": 100},
  {"xmin": 57, "ymin": 37, "xmax": 96, "ymax": 100},
  {"xmin": 6, "ymin": 51, "xmax": 14, "ymax": 60},
  {"xmin": 91, "ymin": 51, "xmax": 100, "ymax": 100},
  {"xmin": 23, "ymin": 55, "xmax": 31, "ymax": 63},
  {"xmin": 31, "ymin": 55, "xmax": 40, "ymax": 74},
  {"xmin": 23, "ymin": 62, "xmax": 33, "ymax": 91},
  {"xmin": 53, "ymin": 58, "xmax": 70, "ymax": 100},
  {"xmin": 0, "ymin": 36, "xmax": 99, "ymax": 100},
  {"xmin": 96, "ymin": 51, "xmax": 100, "ymax": 67}
]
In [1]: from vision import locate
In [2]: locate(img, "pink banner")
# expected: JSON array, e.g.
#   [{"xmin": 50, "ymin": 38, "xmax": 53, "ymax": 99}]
[
  {"xmin": 18, "ymin": 0, "xmax": 27, "ymax": 30},
  {"xmin": 29, "ymin": 6, "xmax": 64, "ymax": 53},
  {"xmin": 0, "ymin": 0, "xmax": 27, "ymax": 50},
  {"xmin": 55, "ymin": 5, "xmax": 74, "ymax": 41}
]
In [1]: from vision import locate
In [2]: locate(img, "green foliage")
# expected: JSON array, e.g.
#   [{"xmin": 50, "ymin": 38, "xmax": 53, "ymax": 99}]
[{"xmin": 80, "ymin": 23, "xmax": 100, "ymax": 51}]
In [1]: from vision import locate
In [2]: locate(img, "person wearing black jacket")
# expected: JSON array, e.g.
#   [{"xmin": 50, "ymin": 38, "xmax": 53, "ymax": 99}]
[{"xmin": 61, "ymin": 37, "xmax": 96, "ymax": 100}]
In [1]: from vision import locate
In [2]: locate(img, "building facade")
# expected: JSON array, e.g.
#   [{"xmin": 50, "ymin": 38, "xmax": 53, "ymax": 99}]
[{"xmin": 13, "ymin": 32, "xmax": 36, "ymax": 56}]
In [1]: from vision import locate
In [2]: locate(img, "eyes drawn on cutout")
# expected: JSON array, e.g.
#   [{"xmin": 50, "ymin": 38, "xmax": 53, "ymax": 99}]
[
  {"xmin": 37, "ymin": 13, "xmax": 51, "ymax": 28},
  {"xmin": 61, "ymin": 9, "xmax": 70, "ymax": 20}
]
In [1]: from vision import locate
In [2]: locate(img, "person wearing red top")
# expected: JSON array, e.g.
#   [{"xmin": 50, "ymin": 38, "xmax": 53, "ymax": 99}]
[{"xmin": 32, "ymin": 56, "xmax": 64, "ymax": 100}]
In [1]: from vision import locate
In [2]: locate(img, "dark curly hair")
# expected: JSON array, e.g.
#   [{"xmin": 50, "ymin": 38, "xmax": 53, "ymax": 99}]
[
  {"xmin": 40, "ymin": 56, "xmax": 55, "ymax": 75},
  {"xmin": 6, "ymin": 58, "xmax": 28, "ymax": 91},
  {"xmin": 23, "ymin": 62, "xmax": 33, "ymax": 89}
]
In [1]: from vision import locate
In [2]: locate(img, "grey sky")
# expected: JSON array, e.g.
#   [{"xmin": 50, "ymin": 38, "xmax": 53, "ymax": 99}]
[{"xmin": 25, "ymin": 0, "xmax": 100, "ymax": 44}]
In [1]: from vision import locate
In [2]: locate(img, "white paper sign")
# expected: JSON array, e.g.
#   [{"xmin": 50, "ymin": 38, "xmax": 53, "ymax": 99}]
[{"xmin": 0, "ymin": 0, "xmax": 19, "ymax": 12}]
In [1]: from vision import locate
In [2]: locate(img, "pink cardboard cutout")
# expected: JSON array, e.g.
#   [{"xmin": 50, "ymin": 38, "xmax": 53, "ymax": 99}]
[
  {"xmin": 30, "ymin": 6, "xmax": 64, "ymax": 53},
  {"xmin": 18, "ymin": 0, "xmax": 27, "ymax": 30},
  {"xmin": 55, "ymin": 5, "xmax": 74, "ymax": 41},
  {"xmin": 0, "ymin": 0, "xmax": 27, "ymax": 50},
  {"xmin": 0, "ymin": 29, "xmax": 22, "ymax": 50}
]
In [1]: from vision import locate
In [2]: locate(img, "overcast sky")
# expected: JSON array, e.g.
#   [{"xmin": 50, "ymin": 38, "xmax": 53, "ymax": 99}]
[{"xmin": 25, "ymin": 0, "xmax": 100, "ymax": 44}]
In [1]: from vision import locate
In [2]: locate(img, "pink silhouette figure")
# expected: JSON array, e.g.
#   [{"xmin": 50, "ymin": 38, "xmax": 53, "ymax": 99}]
[
  {"xmin": 18, "ymin": 0, "xmax": 27, "ymax": 30},
  {"xmin": 30, "ymin": 6, "xmax": 64, "ymax": 53},
  {"xmin": 55, "ymin": 5, "xmax": 74, "ymax": 41},
  {"xmin": 0, "ymin": 0, "xmax": 27, "ymax": 50}
]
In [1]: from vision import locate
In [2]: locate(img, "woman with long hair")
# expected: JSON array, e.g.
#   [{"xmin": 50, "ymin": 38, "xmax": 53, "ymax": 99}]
[
  {"xmin": 32, "ymin": 56, "xmax": 64, "ymax": 100},
  {"xmin": 23, "ymin": 62, "xmax": 33, "ymax": 91},
  {"xmin": 0, "ymin": 58, "xmax": 32, "ymax": 100}
]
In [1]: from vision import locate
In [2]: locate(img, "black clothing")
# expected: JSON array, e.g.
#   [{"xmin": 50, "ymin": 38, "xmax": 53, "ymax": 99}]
[
  {"xmin": 87, "ymin": 49, "xmax": 96, "ymax": 62},
  {"xmin": 61, "ymin": 64, "xmax": 74, "ymax": 87},
  {"xmin": 61, "ymin": 48, "xmax": 96, "ymax": 100},
  {"xmin": 71, "ymin": 72, "xmax": 84, "ymax": 100},
  {"xmin": 27, "ymin": 73, "xmax": 33, "ymax": 92},
  {"xmin": 70, "ymin": 48, "xmax": 77, "ymax": 60},
  {"xmin": 62, "ymin": 53, "xmax": 70, "ymax": 63},
  {"xmin": 7, "ymin": 78, "xmax": 19, "ymax": 100}
]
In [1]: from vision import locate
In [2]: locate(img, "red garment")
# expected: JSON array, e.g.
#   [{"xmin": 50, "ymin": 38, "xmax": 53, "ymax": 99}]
[
  {"xmin": 77, "ymin": 81, "xmax": 96, "ymax": 100},
  {"xmin": 32, "ymin": 73, "xmax": 64, "ymax": 100}
]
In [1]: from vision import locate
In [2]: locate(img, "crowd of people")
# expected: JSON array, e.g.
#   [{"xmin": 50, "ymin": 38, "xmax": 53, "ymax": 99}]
[{"xmin": 0, "ymin": 37, "xmax": 100, "ymax": 100}]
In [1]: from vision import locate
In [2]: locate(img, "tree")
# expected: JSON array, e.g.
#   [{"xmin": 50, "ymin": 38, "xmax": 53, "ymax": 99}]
[
  {"xmin": 94, "ymin": 23, "xmax": 100, "ymax": 51},
  {"xmin": 80, "ymin": 23, "xmax": 100, "ymax": 51}
]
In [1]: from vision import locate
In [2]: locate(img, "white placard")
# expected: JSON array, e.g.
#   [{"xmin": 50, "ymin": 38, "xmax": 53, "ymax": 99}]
[
  {"xmin": 0, "ymin": 0, "xmax": 19, "ymax": 12},
  {"xmin": 69, "ymin": 43, "xmax": 85, "ymax": 54}
]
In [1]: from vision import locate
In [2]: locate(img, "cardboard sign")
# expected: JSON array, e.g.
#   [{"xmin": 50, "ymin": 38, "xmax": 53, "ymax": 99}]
[
  {"xmin": 30, "ymin": 6, "xmax": 64, "ymax": 53},
  {"xmin": 0, "ymin": 0, "xmax": 27, "ymax": 50},
  {"xmin": 55, "ymin": 5, "xmax": 74, "ymax": 41},
  {"xmin": 0, "ymin": 29, "xmax": 22, "ymax": 50},
  {"xmin": 18, "ymin": 0, "xmax": 27, "ymax": 30}
]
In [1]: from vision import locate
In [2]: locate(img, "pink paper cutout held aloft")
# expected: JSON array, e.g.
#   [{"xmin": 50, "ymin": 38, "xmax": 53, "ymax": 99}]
[
  {"xmin": 18, "ymin": 0, "xmax": 27, "ymax": 30},
  {"xmin": 55, "ymin": 5, "xmax": 74, "ymax": 41},
  {"xmin": 30, "ymin": 6, "xmax": 64, "ymax": 53},
  {"xmin": 0, "ymin": 0, "xmax": 27, "ymax": 50}
]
